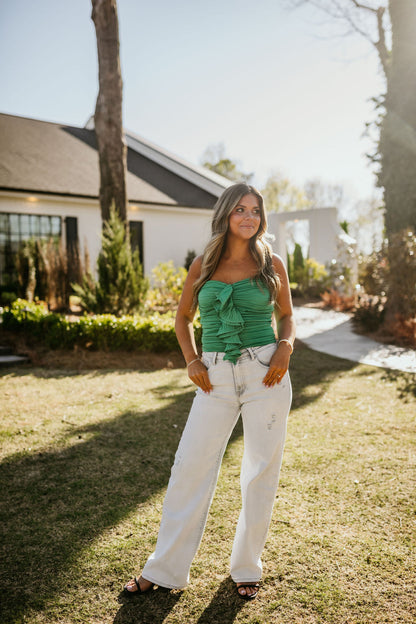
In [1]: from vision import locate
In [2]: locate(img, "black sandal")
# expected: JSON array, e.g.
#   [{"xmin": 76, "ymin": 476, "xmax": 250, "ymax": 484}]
[
  {"xmin": 236, "ymin": 582, "xmax": 260, "ymax": 600},
  {"xmin": 123, "ymin": 577, "xmax": 154, "ymax": 596}
]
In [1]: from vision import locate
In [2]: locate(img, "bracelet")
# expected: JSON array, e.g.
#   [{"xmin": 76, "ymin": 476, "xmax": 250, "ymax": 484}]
[
  {"xmin": 187, "ymin": 357, "xmax": 200, "ymax": 367},
  {"xmin": 278, "ymin": 339, "xmax": 293, "ymax": 354}
]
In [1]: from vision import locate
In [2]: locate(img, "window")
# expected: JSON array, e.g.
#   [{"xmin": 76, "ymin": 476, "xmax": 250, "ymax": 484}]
[
  {"xmin": 129, "ymin": 220, "xmax": 144, "ymax": 269},
  {"xmin": 0, "ymin": 212, "xmax": 62, "ymax": 287}
]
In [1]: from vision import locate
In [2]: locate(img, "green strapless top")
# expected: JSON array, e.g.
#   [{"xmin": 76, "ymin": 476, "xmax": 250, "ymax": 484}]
[{"xmin": 198, "ymin": 277, "xmax": 276, "ymax": 363}]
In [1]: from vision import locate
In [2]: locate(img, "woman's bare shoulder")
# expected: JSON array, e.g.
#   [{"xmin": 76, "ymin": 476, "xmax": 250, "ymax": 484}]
[
  {"xmin": 187, "ymin": 255, "xmax": 203, "ymax": 280},
  {"xmin": 271, "ymin": 253, "xmax": 286, "ymax": 275}
]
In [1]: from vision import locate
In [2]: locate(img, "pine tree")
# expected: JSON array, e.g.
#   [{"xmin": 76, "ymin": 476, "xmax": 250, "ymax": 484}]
[
  {"xmin": 73, "ymin": 206, "xmax": 148, "ymax": 315},
  {"xmin": 293, "ymin": 243, "xmax": 305, "ymax": 285}
]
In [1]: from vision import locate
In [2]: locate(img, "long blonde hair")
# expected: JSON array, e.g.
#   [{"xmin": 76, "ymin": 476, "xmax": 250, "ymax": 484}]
[{"xmin": 192, "ymin": 182, "xmax": 280, "ymax": 308}]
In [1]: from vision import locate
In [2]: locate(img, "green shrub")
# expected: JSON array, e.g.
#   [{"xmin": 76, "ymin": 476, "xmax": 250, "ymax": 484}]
[
  {"xmin": 301, "ymin": 258, "xmax": 331, "ymax": 297},
  {"xmin": 288, "ymin": 254, "xmax": 330, "ymax": 298},
  {"xmin": 292, "ymin": 243, "xmax": 304, "ymax": 284},
  {"xmin": 146, "ymin": 261, "xmax": 187, "ymax": 313},
  {"xmin": 73, "ymin": 207, "xmax": 148, "ymax": 315},
  {"xmin": 2, "ymin": 299, "xmax": 201, "ymax": 352},
  {"xmin": 2, "ymin": 298, "xmax": 49, "ymax": 323}
]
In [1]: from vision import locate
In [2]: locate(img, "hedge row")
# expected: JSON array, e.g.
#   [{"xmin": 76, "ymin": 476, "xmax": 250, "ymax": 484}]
[{"xmin": 1, "ymin": 299, "xmax": 201, "ymax": 352}]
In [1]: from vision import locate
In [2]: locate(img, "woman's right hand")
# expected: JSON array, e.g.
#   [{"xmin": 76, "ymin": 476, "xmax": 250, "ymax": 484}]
[{"xmin": 187, "ymin": 359, "xmax": 213, "ymax": 394}]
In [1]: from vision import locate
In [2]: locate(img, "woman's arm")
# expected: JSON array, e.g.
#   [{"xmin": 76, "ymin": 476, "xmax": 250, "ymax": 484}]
[
  {"xmin": 175, "ymin": 257, "xmax": 213, "ymax": 393},
  {"xmin": 274, "ymin": 254, "xmax": 296, "ymax": 346},
  {"xmin": 262, "ymin": 254, "xmax": 296, "ymax": 387}
]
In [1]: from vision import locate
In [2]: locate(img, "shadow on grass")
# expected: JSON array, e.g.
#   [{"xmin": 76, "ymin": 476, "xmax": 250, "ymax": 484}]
[
  {"xmin": 112, "ymin": 577, "xmax": 245, "ymax": 624},
  {"xmin": 0, "ymin": 346, "xmax": 359, "ymax": 622},
  {"xmin": 0, "ymin": 388, "xmax": 194, "ymax": 623},
  {"xmin": 381, "ymin": 368, "xmax": 416, "ymax": 400},
  {"xmin": 350, "ymin": 360, "xmax": 416, "ymax": 400},
  {"xmin": 289, "ymin": 342, "xmax": 356, "ymax": 411},
  {"xmin": 114, "ymin": 587, "xmax": 183, "ymax": 624},
  {"xmin": 195, "ymin": 577, "xmax": 245, "ymax": 624}
]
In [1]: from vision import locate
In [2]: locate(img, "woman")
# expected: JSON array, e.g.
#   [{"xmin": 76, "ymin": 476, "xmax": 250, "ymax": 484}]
[{"xmin": 124, "ymin": 182, "xmax": 295, "ymax": 600}]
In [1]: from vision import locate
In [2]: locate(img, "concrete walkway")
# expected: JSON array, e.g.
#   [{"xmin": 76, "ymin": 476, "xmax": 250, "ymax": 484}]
[
  {"xmin": 0, "ymin": 345, "xmax": 28, "ymax": 368},
  {"xmin": 293, "ymin": 306, "xmax": 416, "ymax": 374}
]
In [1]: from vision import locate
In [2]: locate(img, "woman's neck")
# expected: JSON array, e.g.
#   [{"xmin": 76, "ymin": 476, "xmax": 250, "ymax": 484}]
[
  {"xmin": 222, "ymin": 237, "xmax": 252, "ymax": 262},
  {"xmin": 210, "ymin": 237, "xmax": 258, "ymax": 283}
]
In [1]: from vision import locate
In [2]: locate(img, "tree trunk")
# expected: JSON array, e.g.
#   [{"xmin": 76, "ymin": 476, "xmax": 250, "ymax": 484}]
[
  {"xmin": 91, "ymin": 0, "xmax": 127, "ymax": 224},
  {"xmin": 380, "ymin": 0, "xmax": 416, "ymax": 236}
]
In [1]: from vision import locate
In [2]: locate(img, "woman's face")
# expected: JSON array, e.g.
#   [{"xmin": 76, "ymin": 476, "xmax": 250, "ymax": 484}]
[{"xmin": 228, "ymin": 193, "xmax": 261, "ymax": 240}]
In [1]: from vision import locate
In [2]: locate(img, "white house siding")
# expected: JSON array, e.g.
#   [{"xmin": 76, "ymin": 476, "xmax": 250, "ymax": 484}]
[
  {"xmin": 0, "ymin": 191, "xmax": 213, "ymax": 283},
  {"xmin": 129, "ymin": 204, "xmax": 212, "ymax": 275}
]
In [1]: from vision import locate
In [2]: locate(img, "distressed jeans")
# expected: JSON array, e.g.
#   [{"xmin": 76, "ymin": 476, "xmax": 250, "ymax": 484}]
[{"xmin": 142, "ymin": 343, "xmax": 292, "ymax": 589}]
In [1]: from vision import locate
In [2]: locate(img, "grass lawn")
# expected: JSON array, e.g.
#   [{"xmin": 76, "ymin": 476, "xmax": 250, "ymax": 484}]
[{"xmin": 0, "ymin": 344, "xmax": 415, "ymax": 624}]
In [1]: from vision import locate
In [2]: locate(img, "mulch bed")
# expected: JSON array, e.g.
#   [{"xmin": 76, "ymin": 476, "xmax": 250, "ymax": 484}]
[{"xmin": 0, "ymin": 329, "xmax": 186, "ymax": 371}]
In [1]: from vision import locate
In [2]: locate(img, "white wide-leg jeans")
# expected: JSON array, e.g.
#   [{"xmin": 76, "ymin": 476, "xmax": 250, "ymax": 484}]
[{"xmin": 142, "ymin": 343, "xmax": 292, "ymax": 589}]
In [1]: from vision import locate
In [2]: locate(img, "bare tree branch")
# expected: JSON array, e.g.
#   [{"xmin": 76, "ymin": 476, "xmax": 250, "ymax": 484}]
[
  {"xmin": 374, "ymin": 6, "xmax": 389, "ymax": 75},
  {"xmin": 286, "ymin": 0, "xmax": 390, "ymax": 77},
  {"xmin": 350, "ymin": 3, "xmax": 390, "ymax": 73},
  {"xmin": 350, "ymin": 0, "xmax": 378, "ymax": 13}
]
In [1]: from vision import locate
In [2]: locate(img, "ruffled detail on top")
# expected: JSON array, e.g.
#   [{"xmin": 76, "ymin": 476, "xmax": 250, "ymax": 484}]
[
  {"xmin": 198, "ymin": 278, "xmax": 275, "ymax": 363},
  {"xmin": 214, "ymin": 284, "xmax": 245, "ymax": 363}
]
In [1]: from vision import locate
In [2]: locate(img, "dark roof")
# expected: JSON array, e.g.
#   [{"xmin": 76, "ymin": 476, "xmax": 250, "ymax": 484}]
[{"xmin": 0, "ymin": 113, "xmax": 228, "ymax": 208}]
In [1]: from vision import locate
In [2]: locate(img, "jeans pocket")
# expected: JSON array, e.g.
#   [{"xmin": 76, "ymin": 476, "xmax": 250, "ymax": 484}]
[
  {"xmin": 201, "ymin": 352, "xmax": 215, "ymax": 370},
  {"xmin": 254, "ymin": 344, "xmax": 276, "ymax": 369}
]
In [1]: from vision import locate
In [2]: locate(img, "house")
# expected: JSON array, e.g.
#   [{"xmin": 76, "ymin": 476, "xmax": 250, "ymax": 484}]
[
  {"xmin": 0, "ymin": 112, "xmax": 349, "ymax": 298},
  {"xmin": 0, "ymin": 112, "xmax": 230, "ymax": 289}
]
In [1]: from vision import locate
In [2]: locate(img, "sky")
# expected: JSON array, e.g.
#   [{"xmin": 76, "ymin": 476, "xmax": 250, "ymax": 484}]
[{"xmin": 0, "ymin": 0, "xmax": 386, "ymax": 203}]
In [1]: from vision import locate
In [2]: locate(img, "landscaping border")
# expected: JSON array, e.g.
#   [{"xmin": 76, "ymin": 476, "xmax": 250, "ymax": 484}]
[{"xmin": 1, "ymin": 299, "xmax": 201, "ymax": 352}]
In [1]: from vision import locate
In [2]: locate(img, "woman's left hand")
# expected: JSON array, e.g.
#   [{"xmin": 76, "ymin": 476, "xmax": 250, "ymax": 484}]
[{"xmin": 262, "ymin": 345, "xmax": 291, "ymax": 388}]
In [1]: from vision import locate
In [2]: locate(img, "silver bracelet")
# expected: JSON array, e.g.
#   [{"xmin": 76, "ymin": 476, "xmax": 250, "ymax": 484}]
[
  {"xmin": 278, "ymin": 339, "xmax": 293, "ymax": 354},
  {"xmin": 187, "ymin": 357, "xmax": 200, "ymax": 367}
]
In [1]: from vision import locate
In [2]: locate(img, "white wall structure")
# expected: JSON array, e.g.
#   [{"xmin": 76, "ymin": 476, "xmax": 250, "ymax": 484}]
[{"xmin": 268, "ymin": 207, "xmax": 350, "ymax": 266}]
